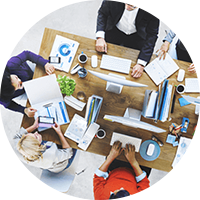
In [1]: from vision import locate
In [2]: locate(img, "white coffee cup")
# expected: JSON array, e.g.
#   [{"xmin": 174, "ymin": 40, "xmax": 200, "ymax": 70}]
[
  {"xmin": 96, "ymin": 129, "xmax": 106, "ymax": 139},
  {"xmin": 78, "ymin": 53, "xmax": 88, "ymax": 64},
  {"xmin": 176, "ymin": 84, "xmax": 185, "ymax": 94}
]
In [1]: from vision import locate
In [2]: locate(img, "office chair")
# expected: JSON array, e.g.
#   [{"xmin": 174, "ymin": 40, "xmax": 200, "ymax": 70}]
[{"xmin": 39, "ymin": 150, "xmax": 80, "ymax": 193}]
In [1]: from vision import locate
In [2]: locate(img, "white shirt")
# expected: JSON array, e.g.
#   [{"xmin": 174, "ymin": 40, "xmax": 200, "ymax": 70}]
[{"xmin": 116, "ymin": 7, "xmax": 139, "ymax": 35}]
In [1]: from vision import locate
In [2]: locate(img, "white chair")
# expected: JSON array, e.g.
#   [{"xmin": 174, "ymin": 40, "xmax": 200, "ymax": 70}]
[{"xmin": 40, "ymin": 150, "xmax": 80, "ymax": 193}]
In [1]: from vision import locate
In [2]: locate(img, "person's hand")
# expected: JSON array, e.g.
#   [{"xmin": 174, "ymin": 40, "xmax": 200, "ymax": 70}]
[
  {"xmin": 188, "ymin": 63, "xmax": 196, "ymax": 73},
  {"xmin": 24, "ymin": 107, "xmax": 37, "ymax": 118},
  {"xmin": 52, "ymin": 122, "xmax": 62, "ymax": 135},
  {"xmin": 32, "ymin": 117, "xmax": 39, "ymax": 129},
  {"xmin": 107, "ymin": 141, "xmax": 123, "ymax": 161},
  {"xmin": 131, "ymin": 64, "xmax": 144, "ymax": 78},
  {"xmin": 124, "ymin": 144, "xmax": 138, "ymax": 167},
  {"xmin": 156, "ymin": 41, "xmax": 170, "ymax": 60},
  {"xmin": 44, "ymin": 63, "xmax": 55, "ymax": 75},
  {"xmin": 96, "ymin": 38, "xmax": 107, "ymax": 53}
]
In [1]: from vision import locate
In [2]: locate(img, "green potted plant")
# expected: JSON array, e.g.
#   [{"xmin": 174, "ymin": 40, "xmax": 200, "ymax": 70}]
[{"xmin": 57, "ymin": 75, "xmax": 76, "ymax": 96}]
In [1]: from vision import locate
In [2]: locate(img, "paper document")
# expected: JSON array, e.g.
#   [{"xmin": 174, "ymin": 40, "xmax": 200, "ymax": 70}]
[
  {"xmin": 64, "ymin": 114, "xmax": 87, "ymax": 143},
  {"xmin": 78, "ymin": 123, "xmax": 100, "ymax": 151},
  {"xmin": 145, "ymin": 53, "xmax": 179, "ymax": 85},
  {"xmin": 172, "ymin": 137, "xmax": 192, "ymax": 167},
  {"xmin": 50, "ymin": 35, "xmax": 79, "ymax": 73}
]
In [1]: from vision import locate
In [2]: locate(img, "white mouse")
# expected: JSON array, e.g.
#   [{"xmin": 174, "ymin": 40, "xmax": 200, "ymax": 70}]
[
  {"xmin": 91, "ymin": 55, "xmax": 98, "ymax": 68},
  {"xmin": 70, "ymin": 64, "xmax": 82, "ymax": 74},
  {"xmin": 146, "ymin": 143, "xmax": 155, "ymax": 156},
  {"xmin": 177, "ymin": 69, "xmax": 185, "ymax": 82}
]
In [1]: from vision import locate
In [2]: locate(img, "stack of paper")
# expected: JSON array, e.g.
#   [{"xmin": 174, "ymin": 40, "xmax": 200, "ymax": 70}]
[{"xmin": 172, "ymin": 137, "xmax": 192, "ymax": 167}]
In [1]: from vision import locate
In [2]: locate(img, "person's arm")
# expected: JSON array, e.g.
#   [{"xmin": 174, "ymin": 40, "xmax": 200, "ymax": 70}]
[
  {"xmin": 95, "ymin": 0, "xmax": 110, "ymax": 53},
  {"xmin": 124, "ymin": 144, "xmax": 143, "ymax": 176},
  {"xmin": 157, "ymin": 30, "xmax": 176, "ymax": 60},
  {"xmin": 26, "ymin": 117, "xmax": 39, "ymax": 133},
  {"xmin": 52, "ymin": 122, "xmax": 70, "ymax": 149},
  {"xmin": 99, "ymin": 141, "xmax": 123, "ymax": 172},
  {"xmin": 124, "ymin": 144, "xmax": 150, "ymax": 190},
  {"xmin": 131, "ymin": 14, "xmax": 159, "ymax": 78},
  {"xmin": 188, "ymin": 63, "xmax": 196, "ymax": 73},
  {"xmin": 8, "ymin": 51, "xmax": 54, "ymax": 74}
]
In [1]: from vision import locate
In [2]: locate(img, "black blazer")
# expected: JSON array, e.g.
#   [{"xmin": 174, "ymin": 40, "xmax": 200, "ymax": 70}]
[{"xmin": 96, "ymin": 0, "xmax": 160, "ymax": 63}]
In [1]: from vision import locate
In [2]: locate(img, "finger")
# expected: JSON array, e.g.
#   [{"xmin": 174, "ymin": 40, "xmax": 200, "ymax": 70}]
[
  {"xmin": 126, "ymin": 143, "xmax": 130, "ymax": 152},
  {"xmin": 163, "ymin": 53, "xmax": 166, "ymax": 60},
  {"xmin": 104, "ymin": 43, "xmax": 108, "ymax": 53},
  {"xmin": 117, "ymin": 141, "xmax": 122, "ymax": 150}
]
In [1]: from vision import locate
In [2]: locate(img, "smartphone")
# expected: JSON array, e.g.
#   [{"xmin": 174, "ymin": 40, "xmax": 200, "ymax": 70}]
[
  {"xmin": 38, "ymin": 116, "xmax": 55, "ymax": 128},
  {"xmin": 49, "ymin": 56, "xmax": 61, "ymax": 64}
]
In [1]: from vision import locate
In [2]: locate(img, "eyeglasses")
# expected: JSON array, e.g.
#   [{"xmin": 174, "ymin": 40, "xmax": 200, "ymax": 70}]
[
  {"xmin": 152, "ymin": 135, "xmax": 163, "ymax": 146},
  {"xmin": 123, "ymin": 0, "xmax": 138, "ymax": 9}
]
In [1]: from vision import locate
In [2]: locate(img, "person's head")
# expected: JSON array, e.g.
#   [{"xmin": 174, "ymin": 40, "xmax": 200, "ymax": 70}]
[
  {"xmin": 109, "ymin": 188, "xmax": 130, "ymax": 199},
  {"xmin": 124, "ymin": 0, "xmax": 138, "ymax": 11},
  {"xmin": 1, "ymin": 73, "xmax": 23, "ymax": 99},
  {"xmin": 17, "ymin": 132, "xmax": 45, "ymax": 162}
]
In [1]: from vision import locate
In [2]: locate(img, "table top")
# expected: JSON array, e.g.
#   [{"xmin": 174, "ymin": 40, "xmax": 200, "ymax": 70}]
[{"xmin": 21, "ymin": 28, "xmax": 199, "ymax": 172}]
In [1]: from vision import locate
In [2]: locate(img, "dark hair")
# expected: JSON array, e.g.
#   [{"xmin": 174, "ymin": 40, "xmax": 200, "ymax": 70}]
[
  {"xmin": 0, "ymin": 73, "xmax": 15, "ymax": 99},
  {"xmin": 109, "ymin": 190, "xmax": 130, "ymax": 199}
]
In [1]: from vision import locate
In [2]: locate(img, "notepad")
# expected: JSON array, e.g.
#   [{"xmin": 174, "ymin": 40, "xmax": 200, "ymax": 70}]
[{"xmin": 145, "ymin": 53, "xmax": 179, "ymax": 86}]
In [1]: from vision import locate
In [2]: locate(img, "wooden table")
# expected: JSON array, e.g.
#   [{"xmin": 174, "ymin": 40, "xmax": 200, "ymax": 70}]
[{"xmin": 21, "ymin": 28, "xmax": 199, "ymax": 172}]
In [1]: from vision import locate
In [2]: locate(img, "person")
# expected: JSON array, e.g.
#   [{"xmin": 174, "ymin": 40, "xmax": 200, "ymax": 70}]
[
  {"xmin": 14, "ymin": 118, "xmax": 76, "ymax": 173},
  {"xmin": 0, "ymin": 50, "xmax": 55, "ymax": 117},
  {"xmin": 157, "ymin": 30, "xmax": 196, "ymax": 73},
  {"xmin": 95, "ymin": 0, "xmax": 160, "ymax": 78},
  {"xmin": 93, "ymin": 141, "xmax": 150, "ymax": 199}
]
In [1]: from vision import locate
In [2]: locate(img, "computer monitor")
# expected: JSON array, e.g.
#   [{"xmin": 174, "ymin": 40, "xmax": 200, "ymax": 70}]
[
  {"xmin": 182, "ymin": 95, "xmax": 200, "ymax": 115},
  {"xmin": 88, "ymin": 70, "xmax": 148, "ymax": 94},
  {"xmin": 104, "ymin": 115, "xmax": 166, "ymax": 133}
]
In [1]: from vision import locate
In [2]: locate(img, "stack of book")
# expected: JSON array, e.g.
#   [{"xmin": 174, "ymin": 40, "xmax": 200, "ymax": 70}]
[{"xmin": 142, "ymin": 79, "xmax": 175, "ymax": 122}]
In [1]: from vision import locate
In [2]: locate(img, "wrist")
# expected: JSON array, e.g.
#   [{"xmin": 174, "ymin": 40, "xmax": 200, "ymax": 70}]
[
  {"xmin": 130, "ymin": 160, "xmax": 139, "ymax": 168},
  {"xmin": 106, "ymin": 155, "xmax": 115, "ymax": 163}
]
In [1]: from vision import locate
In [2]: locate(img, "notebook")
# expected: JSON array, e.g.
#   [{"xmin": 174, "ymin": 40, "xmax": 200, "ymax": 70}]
[{"xmin": 145, "ymin": 53, "xmax": 179, "ymax": 86}]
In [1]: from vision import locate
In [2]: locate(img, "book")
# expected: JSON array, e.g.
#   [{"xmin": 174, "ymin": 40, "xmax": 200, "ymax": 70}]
[{"xmin": 145, "ymin": 53, "xmax": 179, "ymax": 86}]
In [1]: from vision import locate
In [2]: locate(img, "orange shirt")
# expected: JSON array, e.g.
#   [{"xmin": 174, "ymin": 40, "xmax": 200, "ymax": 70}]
[{"xmin": 93, "ymin": 167, "xmax": 150, "ymax": 200}]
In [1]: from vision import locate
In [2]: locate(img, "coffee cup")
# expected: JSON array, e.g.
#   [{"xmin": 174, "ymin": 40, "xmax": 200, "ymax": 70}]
[
  {"xmin": 96, "ymin": 129, "xmax": 106, "ymax": 139},
  {"xmin": 78, "ymin": 53, "xmax": 88, "ymax": 64},
  {"xmin": 176, "ymin": 84, "xmax": 185, "ymax": 94}
]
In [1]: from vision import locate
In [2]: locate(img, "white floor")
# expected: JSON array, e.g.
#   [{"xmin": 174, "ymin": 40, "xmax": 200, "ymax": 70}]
[{"xmin": 1, "ymin": 0, "xmax": 170, "ymax": 199}]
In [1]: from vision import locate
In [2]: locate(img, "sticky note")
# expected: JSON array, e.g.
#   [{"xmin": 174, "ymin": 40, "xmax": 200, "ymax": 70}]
[
  {"xmin": 178, "ymin": 97, "xmax": 191, "ymax": 107},
  {"xmin": 166, "ymin": 134, "xmax": 176, "ymax": 144}
]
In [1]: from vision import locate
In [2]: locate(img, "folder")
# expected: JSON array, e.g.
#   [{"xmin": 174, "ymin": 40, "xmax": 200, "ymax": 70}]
[
  {"xmin": 85, "ymin": 95, "xmax": 103, "ymax": 126},
  {"xmin": 142, "ymin": 79, "xmax": 175, "ymax": 122}
]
